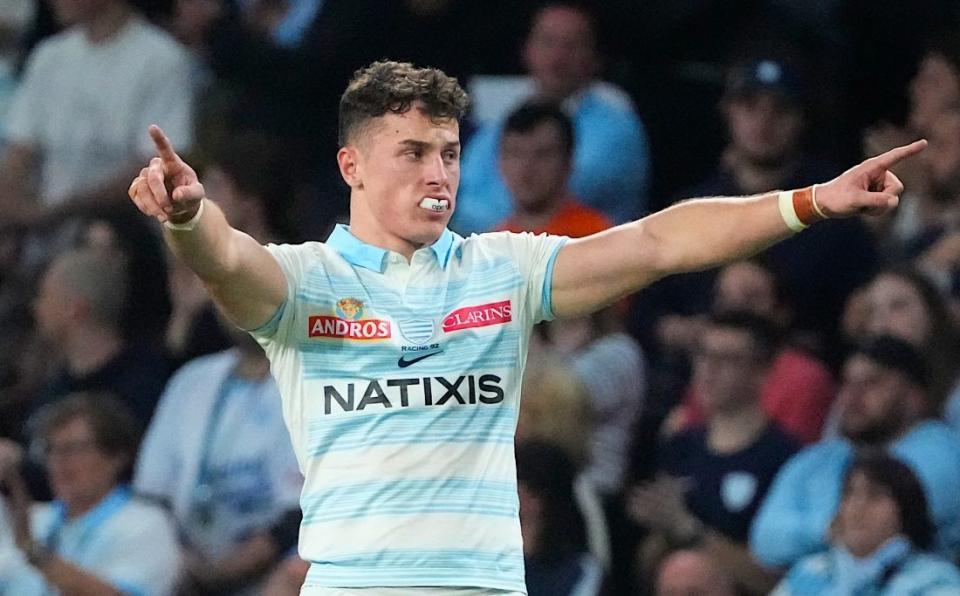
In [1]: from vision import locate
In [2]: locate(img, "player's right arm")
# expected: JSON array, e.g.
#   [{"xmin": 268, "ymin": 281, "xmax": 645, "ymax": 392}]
[{"xmin": 129, "ymin": 125, "xmax": 286, "ymax": 331}]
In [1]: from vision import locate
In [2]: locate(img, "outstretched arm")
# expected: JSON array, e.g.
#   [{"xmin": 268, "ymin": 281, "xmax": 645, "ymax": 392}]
[
  {"xmin": 550, "ymin": 141, "xmax": 926, "ymax": 318},
  {"xmin": 128, "ymin": 125, "xmax": 286, "ymax": 330}
]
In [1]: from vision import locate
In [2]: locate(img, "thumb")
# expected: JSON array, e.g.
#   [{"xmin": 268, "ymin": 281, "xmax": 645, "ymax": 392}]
[
  {"xmin": 172, "ymin": 181, "xmax": 205, "ymax": 204},
  {"xmin": 857, "ymin": 191, "xmax": 899, "ymax": 216}
]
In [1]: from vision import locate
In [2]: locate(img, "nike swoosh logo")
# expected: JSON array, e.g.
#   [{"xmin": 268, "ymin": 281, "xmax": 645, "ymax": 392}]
[{"xmin": 397, "ymin": 350, "xmax": 442, "ymax": 368}]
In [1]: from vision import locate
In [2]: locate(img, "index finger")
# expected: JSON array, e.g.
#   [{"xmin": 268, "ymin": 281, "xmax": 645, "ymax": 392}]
[
  {"xmin": 148, "ymin": 124, "xmax": 180, "ymax": 163},
  {"xmin": 867, "ymin": 139, "xmax": 928, "ymax": 170}
]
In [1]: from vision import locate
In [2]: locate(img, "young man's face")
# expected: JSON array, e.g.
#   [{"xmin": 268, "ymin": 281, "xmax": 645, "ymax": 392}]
[
  {"xmin": 499, "ymin": 120, "xmax": 570, "ymax": 212},
  {"xmin": 692, "ymin": 326, "xmax": 766, "ymax": 415},
  {"xmin": 724, "ymin": 91, "xmax": 803, "ymax": 167},
  {"xmin": 523, "ymin": 6, "xmax": 598, "ymax": 100},
  {"xmin": 345, "ymin": 107, "xmax": 460, "ymax": 249},
  {"xmin": 838, "ymin": 355, "xmax": 914, "ymax": 444}
]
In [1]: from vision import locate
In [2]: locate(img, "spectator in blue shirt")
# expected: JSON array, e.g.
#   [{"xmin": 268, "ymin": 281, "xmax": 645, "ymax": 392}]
[
  {"xmin": 773, "ymin": 451, "xmax": 960, "ymax": 595},
  {"xmin": 0, "ymin": 393, "xmax": 180, "ymax": 596},
  {"xmin": 751, "ymin": 336, "xmax": 960, "ymax": 569},
  {"xmin": 453, "ymin": 2, "xmax": 651, "ymax": 233}
]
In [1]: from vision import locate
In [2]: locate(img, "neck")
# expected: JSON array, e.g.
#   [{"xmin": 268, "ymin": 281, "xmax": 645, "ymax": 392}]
[
  {"xmin": 64, "ymin": 326, "xmax": 124, "ymax": 376},
  {"xmin": 853, "ymin": 419, "xmax": 919, "ymax": 448},
  {"xmin": 66, "ymin": 486, "xmax": 116, "ymax": 520},
  {"xmin": 535, "ymin": 81, "xmax": 587, "ymax": 105},
  {"xmin": 233, "ymin": 349, "xmax": 271, "ymax": 380},
  {"xmin": 728, "ymin": 150, "xmax": 799, "ymax": 195},
  {"xmin": 81, "ymin": 3, "xmax": 133, "ymax": 44},
  {"xmin": 512, "ymin": 195, "xmax": 565, "ymax": 229},
  {"xmin": 348, "ymin": 199, "xmax": 426, "ymax": 261},
  {"xmin": 707, "ymin": 402, "xmax": 768, "ymax": 453}
]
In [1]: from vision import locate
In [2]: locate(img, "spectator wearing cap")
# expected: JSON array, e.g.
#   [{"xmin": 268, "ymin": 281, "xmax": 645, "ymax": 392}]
[
  {"xmin": 496, "ymin": 101, "xmax": 612, "ymax": 238},
  {"xmin": 750, "ymin": 336, "xmax": 960, "ymax": 569},
  {"xmin": 631, "ymin": 52, "xmax": 878, "ymax": 360},
  {"xmin": 454, "ymin": 2, "xmax": 651, "ymax": 233}
]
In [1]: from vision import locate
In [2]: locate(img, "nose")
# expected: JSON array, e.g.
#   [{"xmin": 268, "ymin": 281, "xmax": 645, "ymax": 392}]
[{"xmin": 425, "ymin": 154, "xmax": 449, "ymax": 188}]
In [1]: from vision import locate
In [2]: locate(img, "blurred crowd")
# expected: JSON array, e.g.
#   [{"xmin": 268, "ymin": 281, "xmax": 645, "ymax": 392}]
[{"xmin": 2, "ymin": 0, "xmax": 960, "ymax": 594}]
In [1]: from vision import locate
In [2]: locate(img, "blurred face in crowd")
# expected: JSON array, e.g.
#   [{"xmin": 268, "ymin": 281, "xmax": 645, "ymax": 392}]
[
  {"xmin": 523, "ymin": 6, "xmax": 599, "ymax": 100},
  {"xmin": 713, "ymin": 262, "xmax": 779, "ymax": 318},
  {"xmin": 692, "ymin": 326, "xmax": 766, "ymax": 415},
  {"xmin": 82, "ymin": 220, "xmax": 121, "ymax": 253},
  {"xmin": 724, "ymin": 91, "xmax": 804, "ymax": 167},
  {"xmin": 863, "ymin": 274, "xmax": 932, "ymax": 347},
  {"xmin": 499, "ymin": 120, "xmax": 571, "ymax": 213},
  {"xmin": 33, "ymin": 260, "xmax": 73, "ymax": 344},
  {"xmin": 45, "ymin": 416, "xmax": 123, "ymax": 513},
  {"xmin": 838, "ymin": 355, "xmax": 918, "ymax": 444},
  {"xmin": 655, "ymin": 550, "xmax": 736, "ymax": 596},
  {"xmin": 834, "ymin": 470, "xmax": 902, "ymax": 558},
  {"xmin": 51, "ymin": 0, "xmax": 112, "ymax": 27},
  {"xmin": 920, "ymin": 109, "xmax": 960, "ymax": 204},
  {"xmin": 340, "ymin": 105, "xmax": 460, "ymax": 251},
  {"xmin": 910, "ymin": 52, "xmax": 960, "ymax": 130},
  {"xmin": 203, "ymin": 165, "xmax": 265, "ymax": 233}
]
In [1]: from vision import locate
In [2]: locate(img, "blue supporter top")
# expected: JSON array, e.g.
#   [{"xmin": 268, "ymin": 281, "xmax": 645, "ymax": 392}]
[
  {"xmin": 750, "ymin": 420, "xmax": 960, "ymax": 569},
  {"xmin": 453, "ymin": 81, "xmax": 650, "ymax": 234},
  {"xmin": 0, "ymin": 487, "xmax": 180, "ymax": 596},
  {"xmin": 772, "ymin": 537, "xmax": 960, "ymax": 595}
]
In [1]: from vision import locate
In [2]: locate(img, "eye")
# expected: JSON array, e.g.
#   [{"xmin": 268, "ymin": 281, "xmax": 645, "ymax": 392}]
[
  {"xmin": 443, "ymin": 149, "xmax": 459, "ymax": 161},
  {"xmin": 405, "ymin": 149, "xmax": 423, "ymax": 161}
]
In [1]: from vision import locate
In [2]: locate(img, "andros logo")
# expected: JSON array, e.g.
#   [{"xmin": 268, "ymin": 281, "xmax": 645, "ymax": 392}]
[{"xmin": 309, "ymin": 297, "xmax": 391, "ymax": 340}]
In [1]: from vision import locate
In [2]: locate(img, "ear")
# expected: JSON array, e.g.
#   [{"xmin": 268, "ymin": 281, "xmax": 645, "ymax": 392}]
[{"xmin": 337, "ymin": 146, "xmax": 363, "ymax": 189}]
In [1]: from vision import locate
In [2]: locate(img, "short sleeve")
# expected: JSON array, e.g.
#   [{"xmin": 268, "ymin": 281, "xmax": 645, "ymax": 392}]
[
  {"xmin": 249, "ymin": 243, "xmax": 314, "ymax": 343},
  {"xmin": 493, "ymin": 232, "xmax": 568, "ymax": 324}
]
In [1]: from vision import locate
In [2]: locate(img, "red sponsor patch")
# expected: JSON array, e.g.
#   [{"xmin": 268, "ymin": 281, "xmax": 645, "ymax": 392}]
[
  {"xmin": 308, "ymin": 316, "xmax": 391, "ymax": 340},
  {"xmin": 442, "ymin": 300, "xmax": 512, "ymax": 333}
]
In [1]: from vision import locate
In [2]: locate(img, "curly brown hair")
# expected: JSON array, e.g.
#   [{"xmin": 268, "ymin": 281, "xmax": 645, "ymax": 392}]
[{"xmin": 338, "ymin": 61, "xmax": 469, "ymax": 146}]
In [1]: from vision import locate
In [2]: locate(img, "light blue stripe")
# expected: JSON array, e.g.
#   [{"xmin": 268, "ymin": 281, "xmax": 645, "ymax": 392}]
[
  {"xmin": 302, "ymin": 357, "xmax": 517, "ymax": 379},
  {"xmin": 296, "ymin": 261, "xmax": 523, "ymax": 314},
  {"xmin": 302, "ymin": 259, "xmax": 519, "ymax": 294},
  {"xmin": 296, "ymin": 278, "xmax": 523, "ymax": 313},
  {"xmin": 305, "ymin": 565, "xmax": 526, "ymax": 592},
  {"xmin": 302, "ymin": 477, "xmax": 518, "ymax": 523},
  {"xmin": 307, "ymin": 404, "xmax": 516, "ymax": 455},
  {"xmin": 304, "ymin": 548, "xmax": 523, "ymax": 572},
  {"xmin": 299, "ymin": 329, "xmax": 521, "ymax": 379},
  {"xmin": 303, "ymin": 548, "xmax": 526, "ymax": 589}
]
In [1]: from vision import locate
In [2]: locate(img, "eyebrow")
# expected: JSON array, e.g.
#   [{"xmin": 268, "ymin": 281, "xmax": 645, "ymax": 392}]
[{"xmin": 397, "ymin": 139, "xmax": 461, "ymax": 150}]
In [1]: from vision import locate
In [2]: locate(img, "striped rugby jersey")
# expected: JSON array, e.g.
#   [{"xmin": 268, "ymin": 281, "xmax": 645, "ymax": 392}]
[{"xmin": 252, "ymin": 224, "xmax": 567, "ymax": 592}]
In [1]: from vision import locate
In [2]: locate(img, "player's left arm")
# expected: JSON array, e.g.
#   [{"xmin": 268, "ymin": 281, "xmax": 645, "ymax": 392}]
[{"xmin": 549, "ymin": 140, "xmax": 926, "ymax": 318}]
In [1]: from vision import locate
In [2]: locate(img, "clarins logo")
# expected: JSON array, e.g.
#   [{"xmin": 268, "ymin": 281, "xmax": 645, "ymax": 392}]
[{"xmin": 442, "ymin": 300, "xmax": 512, "ymax": 333}]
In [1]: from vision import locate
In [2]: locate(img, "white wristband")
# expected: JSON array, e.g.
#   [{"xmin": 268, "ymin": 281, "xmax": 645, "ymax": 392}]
[
  {"xmin": 163, "ymin": 199, "xmax": 205, "ymax": 231},
  {"xmin": 810, "ymin": 184, "xmax": 827, "ymax": 219},
  {"xmin": 778, "ymin": 190, "xmax": 808, "ymax": 233}
]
